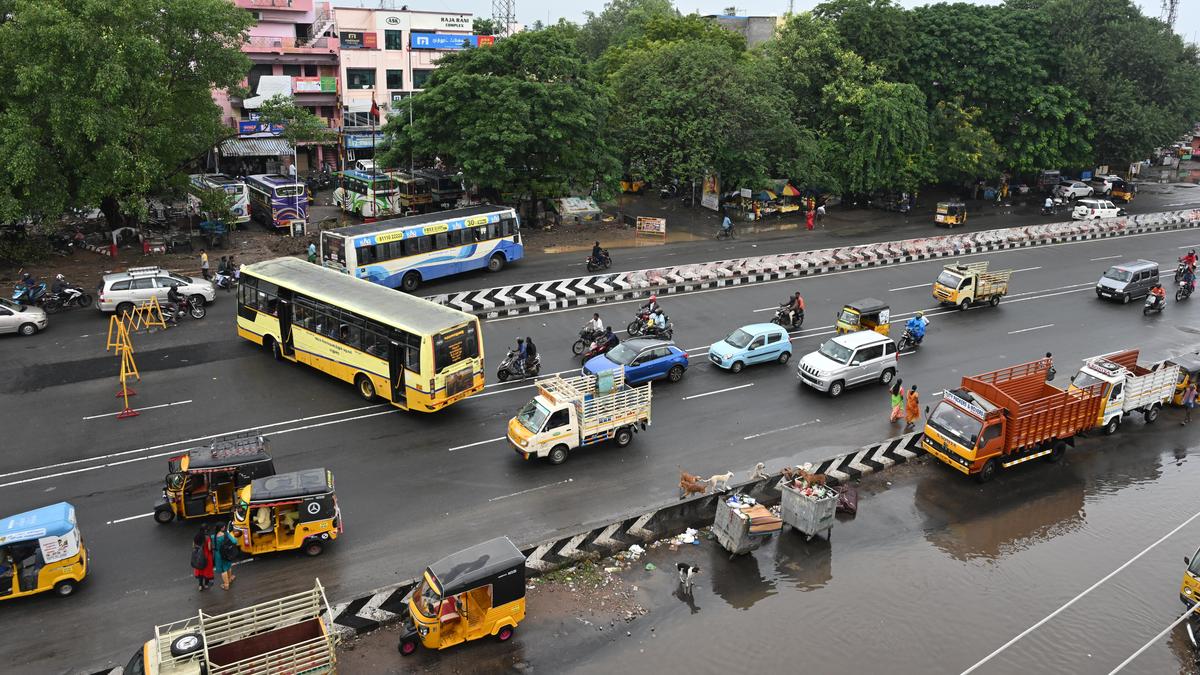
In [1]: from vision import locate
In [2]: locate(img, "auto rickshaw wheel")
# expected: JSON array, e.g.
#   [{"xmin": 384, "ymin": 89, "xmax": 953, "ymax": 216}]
[
  {"xmin": 153, "ymin": 507, "xmax": 175, "ymax": 524},
  {"xmin": 303, "ymin": 540, "xmax": 325, "ymax": 557},
  {"xmin": 399, "ymin": 638, "xmax": 418, "ymax": 656},
  {"xmin": 497, "ymin": 625, "xmax": 515, "ymax": 642},
  {"xmin": 54, "ymin": 580, "xmax": 76, "ymax": 597}
]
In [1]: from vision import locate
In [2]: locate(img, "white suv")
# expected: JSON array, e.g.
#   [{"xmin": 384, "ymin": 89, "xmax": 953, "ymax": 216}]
[
  {"xmin": 96, "ymin": 266, "xmax": 215, "ymax": 314},
  {"xmin": 1088, "ymin": 174, "xmax": 1121, "ymax": 195},
  {"xmin": 1072, "ymin": 198, "xmax": 1124, "ymax": 220}
]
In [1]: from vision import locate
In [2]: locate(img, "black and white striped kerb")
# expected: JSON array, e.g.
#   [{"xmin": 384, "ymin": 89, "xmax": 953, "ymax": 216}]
[{"xmin": 425, "ymin": 210, "xmax": 1200, "ymax": 318}]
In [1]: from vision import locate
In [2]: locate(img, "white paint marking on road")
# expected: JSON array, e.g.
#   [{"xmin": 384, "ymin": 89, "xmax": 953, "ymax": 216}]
[
  {"xmin": 888, "ymin": 282, "xmax": 928, "ymax": 292},
  {"xmin": 743, "ymin": 418, "xmax": 820, "ymax": 441},
  {"xmin": 83, "ymin": 399, "xmax": 193, "ymax": 420},
  {"xmin": 960, "ymin": 507, "xmax": 1200, "ymax": 675},
  {"xmin": 489, "ymin": 478, "xmax": 574, "ymax": 502},
  {"xmin": 1090, "ymin": 255, "xmax": 1121, "ymax": 261},
  {"xmin": 1179, "ymin": 243, "xmax": 1200, "ymax": 249},
  {"xmin": 1011, "ymin": 266, "xmax": 1042, "ymax": 273},
  {"xmin": 448, "ymin": 436, "xmax": 505, "ymax": 452},
  {"xmin": 752, "ymin": 306, "xmax": 777, "ymax": 312},
  {"xmin": 106, "ymin": 512, "xmax": 153, "ymax": 525},
  {"xmin": 682, "ymin": 383, "xmax": 754, "ymax": 401},
  {"xmin": 1007, "ymin": 323, "xmax": 1054, "ymax": 335}
]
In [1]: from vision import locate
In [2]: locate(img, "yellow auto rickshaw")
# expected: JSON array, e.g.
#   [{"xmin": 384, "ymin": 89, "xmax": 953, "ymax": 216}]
[
  {"xmin": 0, "ymin": 502, "xmax": 87, "ymax": 600},
  {"xmin": 935, "ymin": 202, "xmax": 967, "ymax": 227},
  {"xmin": 398, "ymin": 536, "xmax": 526, "ymax": 656},
  {"xmin": 620, "ymin": 176, "xmax": 647, "ymax": 194},
  {"xmin": 836, "ymin": 298, "xmax": 891, "ymax": 336},
  {"xmin": 154, "ymin": 434, "xmax": 275, "ymax": 524},
  {"xmin": 1181, "ymin": 543, "xmax": 1200, "ymax": 609},
  {"xmin": 1168, "ymin": 353, "xmax": 1200, "ymax": 406},
  {"xmin": 1110, "ymin": 178, "xmax": 1137, "ymax": 203},
  {"xmin": 231, "ymin": 468, "xmax": 341, "ymax": 557}
]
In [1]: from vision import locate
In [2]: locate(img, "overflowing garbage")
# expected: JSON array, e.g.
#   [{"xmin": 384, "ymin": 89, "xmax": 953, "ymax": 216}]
[{"xmin": 713, "ymin": 493, "xmax": 783, "ymax": 555}]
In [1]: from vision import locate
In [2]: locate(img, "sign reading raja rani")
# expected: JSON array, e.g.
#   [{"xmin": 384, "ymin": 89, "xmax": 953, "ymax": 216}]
[{"xmin": 409, "ymin": 12, "xmax": 473, "ymax": 31}]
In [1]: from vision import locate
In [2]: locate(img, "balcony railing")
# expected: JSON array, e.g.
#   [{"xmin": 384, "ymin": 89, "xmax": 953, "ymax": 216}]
[
  {"xmin": 244, "ymin": 36, "xmax": 335, "ymax": 52},
  {"xmin": 238, "ymin": 0, "xmax": 313, "ymax": 10}
]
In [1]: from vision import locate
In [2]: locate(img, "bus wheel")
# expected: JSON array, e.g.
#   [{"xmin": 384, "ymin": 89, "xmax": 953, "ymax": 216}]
[
  {"xmin": 401, "ymin": 271, "xmax": 421, "ymax": 293},
  {"xmin": 487, "ymin": 253, "xmax": 506, "ymax": 273},
  {"xmin": 356, "ymin": 374, "xmax": 376, "ymax": 401},
  {"xmin": 265, "ymin": 337, "xmax": 282, "ymax": 361},
  {"xmin": 977, "ymin": 459, "xmax": 998, "ymax": 483}
]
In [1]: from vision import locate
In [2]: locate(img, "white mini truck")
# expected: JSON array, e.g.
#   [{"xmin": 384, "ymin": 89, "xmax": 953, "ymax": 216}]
[
  {"xmin": 508, "ymin": 372, "xmax": 652, "ymax": 465},
  {"xmin": 1070, "ymin": 349, "xmax": 1180, "ymax": 435}
]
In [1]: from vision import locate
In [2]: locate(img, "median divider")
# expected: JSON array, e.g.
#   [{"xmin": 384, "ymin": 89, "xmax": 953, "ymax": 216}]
[
  {"xmin": 425, "ymin": 209, "xmax": 1200, "ymax": 317},
  {"xmin": 321, "ymin": 431, "xmax": 925, "ymax": 640}
]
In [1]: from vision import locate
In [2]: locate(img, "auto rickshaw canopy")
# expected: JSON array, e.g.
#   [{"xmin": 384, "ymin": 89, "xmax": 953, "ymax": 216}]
[
  {"xmin": 1170, "ymin": 353, "xmax": 1200, "ymax": 382},
  {"xmin": 844, "ymin": 298, "xmax": 889, "ymax": 316},
  {"xmin": 180, "ymin": 435, "xmax": 274, "ymax": 473},
  {"xmin": 937, "ymin": 202, "xmax": 966, "ymax": 215},
  {"xmin": 427, "ymin": 536, "xmax": 526, "ymax": 598},
  {"xmin": 0, "ymin": 502, "xmax": 77, "ymax": 545},
  {"xmin": 246, "ymin": 468, "xmax": 333, "ymax": 505}
]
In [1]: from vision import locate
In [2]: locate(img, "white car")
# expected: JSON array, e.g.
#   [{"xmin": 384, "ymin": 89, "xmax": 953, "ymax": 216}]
[
  {"xmin": 1088, "ymin": 174, "xmax": 1121, "ymax": 195},
  {"xmin": 1072, "ymin": 198, "xmax": 1124, "ymax": 220},
  {"xmin": 0, "ymin": 297, "xmax": 48, "ymax": 336},
  {"xmin": 1055, "ymin": 180, "xmax": 1094, "ymax": 200},
  {"xmin": 96, "ymin": 266, "xmax": 215, "ymax": 315}
]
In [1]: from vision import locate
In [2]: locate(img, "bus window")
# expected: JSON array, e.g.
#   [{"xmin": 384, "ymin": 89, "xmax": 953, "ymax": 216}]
[{"xmin": 434, "ymin": 232, "xmax": 448, "ymax": 249}]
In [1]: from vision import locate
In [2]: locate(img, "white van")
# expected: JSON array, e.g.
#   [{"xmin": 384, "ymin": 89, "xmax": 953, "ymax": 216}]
[
  {"xmin": 1072, "ymin": 198, "xmax": 1124, "ymax": 220},
  {"xmin": 797, "ymin": 330, "xmax": 898, "ymax": 398}
]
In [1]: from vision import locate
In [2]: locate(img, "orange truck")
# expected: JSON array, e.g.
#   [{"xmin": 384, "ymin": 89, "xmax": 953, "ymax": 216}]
[{"xmin": 922, "ymin": 357, "xmax": 1105, "ymax": 483}]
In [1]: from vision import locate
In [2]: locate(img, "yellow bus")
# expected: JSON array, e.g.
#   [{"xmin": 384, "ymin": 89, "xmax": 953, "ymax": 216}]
[{"xmin": 236, "ymin": 257, "xmax": 483, "ymax": 412}]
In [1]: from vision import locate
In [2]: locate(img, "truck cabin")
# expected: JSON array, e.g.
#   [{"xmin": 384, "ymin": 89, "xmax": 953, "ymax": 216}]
[
  {"xmin": 935, "ymin": 266, "xmax": 972, "ymax": 293},
  {"xmin": 926, "ymin": 387, "xmax": 1003, "ymax": 457}
]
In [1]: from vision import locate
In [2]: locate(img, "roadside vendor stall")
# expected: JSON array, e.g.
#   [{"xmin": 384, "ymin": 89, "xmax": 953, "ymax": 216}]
[{"xmin": 778, "ymin": 183, "xmax": 803, "ymax": 214}]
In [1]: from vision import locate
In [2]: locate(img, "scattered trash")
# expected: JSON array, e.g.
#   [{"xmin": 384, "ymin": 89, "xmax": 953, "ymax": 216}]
[
  {"xmin": 644, "ymin": 562, "xmax": 656, "ymax": 571},
  {"xmin": 628, "ymin": 544, "xmax": 645, "ymax": 556}
]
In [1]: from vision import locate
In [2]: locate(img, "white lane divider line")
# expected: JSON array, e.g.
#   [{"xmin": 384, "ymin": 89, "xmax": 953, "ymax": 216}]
[
  {"xmin": 887, "ymin": 282, "xmax": 929, "ymax": 292},
  {"xmin": 1008, "ymin": 323, "xmax": 1054, "ymax": 335},
  {"xmin": 1179, "ymin": 243, "xmax": 1200, "ymax": 249},
  {"xmin": 489, "ymin": 478, "xmax": 573, "ymax": 502},
  {"xmin": 1090, "ymin": 255, "xmax": 1121, "ymax": 261},
  {"xmin": 753, "ymin": 306, "xmax": 777, "ymax": 312},
  {"xmin": 743, "ymin": 418, "xmax": 820, "ymax": 441},
  {"xmin": 448, "ymin": 436, "xmax": 505, "ymax": 452},
  {"xmin": 1011, "ymin": 266, "xmax": 1042, "ymax": 273},
  {"xmin": 682, "ymin": 383, "xmax": 754, "ymax": 401},
  {"xmin": 83, "ymin": 400, "xmax": 193, "ymax": 420},
  {"xmin": 107, "ymin": 512, "xmax": 154, "ymax": 525}
]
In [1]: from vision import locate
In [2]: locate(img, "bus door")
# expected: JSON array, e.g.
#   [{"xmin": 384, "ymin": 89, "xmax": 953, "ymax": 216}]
[
  {"xmin": 388, "ymin": 340, "xmax": 407, "ymax": 407},
  {"xmin": 277, "ymin": 290, "xmax": 295, "ymax": 358}
]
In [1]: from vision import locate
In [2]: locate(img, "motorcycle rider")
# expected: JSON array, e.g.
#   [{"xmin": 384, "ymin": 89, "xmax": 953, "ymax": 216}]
[
  {"xmin": 590, "ymin": 241, "xmax": 609, "ymax": 268},
  {"xmin": 515, "ymin": 337, "xmax": 527, "ymax": 374},
  {"xmin": 784, "ymin": 292, "xmax": 805, "ymax": 327},
  {"xmin": 585, "ymin": 312, "xmax": 604, "ymax": 340},
  {"xmin": 1150, "ymin": 283, "xmax": 1167, "ymax": 308},
  {"xmin": 641, "ymin": 294, "xmax": 659, "ymax": 315},
  {"xmin": 1184, "ymin": 249, "xmax": 1198, "ymax": 273},
  {"xmin": 904, "ymin": 312, "xmax": 927, "ymax": 345},
  {"xmin": 51, "ymin": 274, "xmax": 82, "ymax": 304},
  {"xmin": 650, "ymin": 308, "xmax": 669, "ymax": 337},
  {"xmin": 166, "ymin": 283, "xmax": 185, "ymax": 316},
  {"xmin": 524, "ymin": 337, "xmax": 538, "ymax": 373},
  {"xmin": 601, "ymin": 326, "xmax": 619, "ymax": 352},
  {"xmin": 1043, "ymin": 196, "xmax": 1054, "ymax": 214}
]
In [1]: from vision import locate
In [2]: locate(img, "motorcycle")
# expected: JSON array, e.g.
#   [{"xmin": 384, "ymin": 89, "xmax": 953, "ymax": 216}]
[
  {"xmin": 771, "ymin": 305, "xmax": 804, "ymax": 330},
  {"xmin": 12, "ymin": 282, "xmax": 47, "ymax": 306},
  {"xmin": 1177, "ymin": 258, "xmax": 1193, "ymax": 283},
  {"xmin": 897, "ymin": 327, "xmax": 923, "ymax": 352},
  {"xmin": 42, "ymin": 286, "xmax": 93, "ymax": 314},
  {"xmin": 586, "ymin": 249, "xmax": 611, "ymax": 273},
  {"xmin": 213, "ymin": 270, "xmax": 236, "ymax": 292},
  {"xmin": 49, "ymin": 234, "xmax": 75, "ymax": 256},
  {"xmin": 644, "ymin": 321, "xmax": 673, "ymax": 341},
  {"xmin": 1144, "ymin": 294, "xmax": 1166, "ymax": 316},
  {"xmin": 572, "ymin": 327, "xmax": 602, "ymax": 355},
  {"xmin": 715, "ymin": 225, "xmax": 735, "ymax": 240},
  {"xmin": 627, "ymin": 308, "xmax": 654, "ymax": 336},
  {"xmin": 1178, "ymin": 281, "xmax": 1195, "ymax": 302},
  {"xmin": 580, "ymin": 336, "xmax": 618, "ymax": 364},
  {"xmin": 496, "ymin": 350, "xmax": 541, "ymax": 382},
  {"xmin": 165, "ymin": 297, "xmax": 207, "ymax": 324},
  {"xmin": 659, "ymin": 181, "xmax": 679, "ymax": 199}
]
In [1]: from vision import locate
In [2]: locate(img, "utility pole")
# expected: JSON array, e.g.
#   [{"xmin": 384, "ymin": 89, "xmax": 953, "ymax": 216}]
[
  {"xmin": 1161, "ymin": 0, "xmax": 1178, "ymax": 29},
  {"xmin": 492, "ymin": 0, "xmax": 516, "ymax": 38}
]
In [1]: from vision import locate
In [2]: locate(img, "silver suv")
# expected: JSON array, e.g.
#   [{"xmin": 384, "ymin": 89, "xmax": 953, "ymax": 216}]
[
  {"xmin": 96, "ymin": 266, "xmax": 215, "ymax": 314},
  {"xmin": 797, "ymin": 330, "xmax": 898, "ymax": 398}
]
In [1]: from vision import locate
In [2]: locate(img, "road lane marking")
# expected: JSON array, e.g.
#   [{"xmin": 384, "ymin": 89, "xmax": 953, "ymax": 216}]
[
  {"xmin": 83, "ymin": 400, "xmax": 193, "ymax": 420},
  {"xmin": 682, "ymin": 383, "xmax": 754, "ymax": 401},
  {"xmin": 743, "ymin": 418, "xmax": 820, "ymax": 441},
  {"xmin": 753, "ymin": 306, "xmax": 777, "ymax": 312},
  {"xmin": 1011, "ymin": 266, "xmax": 1042, "ymax": 273},
  {"xmin": 1090, "ymin": 255, "xmax": 1121, "ymax": 261},
  {"xmin": 1008, "ymin": 323, "xmax": 1054, "ymax": 334},
  {"xmin": 107, "ymin": 513, "xmax": 153, "ymax": 525},
  {"xmin": 960, "ymin": 506, "xmax": 1200, "ymax": 675},
  {"xmin": 448, "ymin": 436, "xmax": 505, "ymax": 452},
  {"xmin": 489, "ymin": 478, "xmax": 573, "ymax": 502},
  {"xmin": 1179, "ymin": 243, "xmax": 1200, "ymax": 249},
  {"xmin": 888, "ymin": 282, "xmax": 928, "ymax": 292}
]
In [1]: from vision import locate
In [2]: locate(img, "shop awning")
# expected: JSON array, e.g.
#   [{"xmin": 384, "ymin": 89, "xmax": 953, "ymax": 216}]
[
  {"xmin": 754, "ymin": 190, "xmax": 777, "ymax": 201},
  {"xmin": 219, "ymin": 137, "xmax": 295, "ymax": 157},
  {"xmin": 781, "ymin": 183, "xmax": 801, "ymax": 197}
]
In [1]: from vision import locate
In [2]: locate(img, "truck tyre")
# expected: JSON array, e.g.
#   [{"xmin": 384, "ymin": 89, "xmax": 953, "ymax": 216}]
[
  {"xmin": 548, "ymin": 445, "xmax": 569, "ymax": 465},
  {"xmin": 1144, "ymin": 405, "xmax": 1159, "ymax": 424},
  {"xmin": 959, "ymin": 299, "xmax": 970, "ymax": 311},
  {"xmin": 828, "ymin": 380, "xmax": 845, "ymax": 398},
  {"xmin": 1046, "ymin": 440, "xmax": 1068, "ymax": 463},
  {"xmin": 170, "ymin": 634, "xmax": 203, "ymax": 657},
  {"xmin": 990, "ymin": 295, "xmax": 1001, "ymax": 307},
  {"xmin": 1102, "ymin": 417, "xmax": 1120, "ymax": 436},
  {"xmin": 977, "ymin": 459, "xmax": 999, "ymax": 483},
  {"xmin": 615, "ymin": 427, "xmax": 633, "ymax": 447}
]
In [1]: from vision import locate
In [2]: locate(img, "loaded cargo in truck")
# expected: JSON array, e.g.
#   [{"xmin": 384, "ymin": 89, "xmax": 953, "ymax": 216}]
[
  {"xmin": 922, "ymin": 357, "xmax": 1104, "ymax": 483},
  {"xmin": 123, "ymin": 580, "xmax": 336, "ymax": 675},
  {"xmin": 1069, "ymin": 349, "xmax": 1180, "ymax": 435},
  {"xmin": 932, "ymin": 261, "xmax": 1012, "ymax": 310},
  {"xmin": 508, "ymin": 372, "xmax": 651, "ymax": 465}
]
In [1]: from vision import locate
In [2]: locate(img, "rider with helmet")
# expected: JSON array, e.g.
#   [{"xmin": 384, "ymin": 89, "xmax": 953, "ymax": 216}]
[
  {"xmin": 785, "ymin": 292, "xmax": 805, "ymax": 327},
  {"xmin": 51, "ymin": 273, "xmax": 82, "ymax": 303},
  {"xmin": 641, "ymin": 294, "xmax": 659, "ymax": 314},
  {"xmin": 904, "ymin": 311, "xmax": 928, "ymax": 345},
  {"xmin": 651, "ymin": 308, "xmax": 669, "ymax": 337},
  {"xmin": 1184, "ymin": 249, "xmax": 1198, "ymax": 272}
]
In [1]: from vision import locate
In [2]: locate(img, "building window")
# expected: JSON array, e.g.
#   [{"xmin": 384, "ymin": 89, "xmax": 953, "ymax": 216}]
[
  {"xmin": 412, "ymin": 69, "xmax": 434, "ymax": 89},
  {"xmin": 304, "ymin": 64, "xmax": 318, "ymax": 76},
  {"xmin": 386, "ymin": 69, "xmax": 404, "ymax": 90},
  {"xmin": 385, "ymin": 29, "xmax": 404, "ymax": 50},
  {"xmin": 281, "ymin": 64, "xmax": 301, "ymax": 77},
  {"xmin": 346, "ymin": 68, "xmax": 376, "ymax": 90}
]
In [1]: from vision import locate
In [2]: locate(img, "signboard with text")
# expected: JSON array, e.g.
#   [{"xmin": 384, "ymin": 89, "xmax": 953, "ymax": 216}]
[
  {"xmin": 410, "ymin": 13, "xmax": 473, "ymax": 31},
  {"xmin": 238, "ymin": 120, "xmax": 284, "ymax": 136},
  {"xmin": 635, "ymin": 216, "xmax": 667, "ymax": 237},
  {"xmin": 410, "ymin": 32, "xmax": 480, "ymax": 50},
  {"xmin": 340, "ymin": 31, "xmax": 377, "ymax": 49}
]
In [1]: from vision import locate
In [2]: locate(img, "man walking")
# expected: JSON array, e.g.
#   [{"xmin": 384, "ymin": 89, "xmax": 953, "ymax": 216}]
[
  {"xmin": 200, "ymin": 249, "xmax": 210, "ymax": 280},
  {"xmin": 1183, "ymin": 383, "xmax": 1197, "ymax": 426},
  {"xmin": 307, "ymin": 242, "xmax": 317, "ymax": 264}
]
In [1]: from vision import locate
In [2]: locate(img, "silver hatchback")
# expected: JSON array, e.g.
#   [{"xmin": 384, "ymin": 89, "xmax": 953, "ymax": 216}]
[
  {"xmin": 96, "ymin": 266, "xmax": 215, "ymax": 314},
  {"xmin": 0, "ymin": 298, "xmax": 48, "ymax": 336}
]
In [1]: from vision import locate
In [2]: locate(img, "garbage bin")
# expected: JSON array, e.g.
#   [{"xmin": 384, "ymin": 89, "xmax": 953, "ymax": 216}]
[{"xmin": 780, "ymin": 481, "xmax": 836, "ymax": 541}]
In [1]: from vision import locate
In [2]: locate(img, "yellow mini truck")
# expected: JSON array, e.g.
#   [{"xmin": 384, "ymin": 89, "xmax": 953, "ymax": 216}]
[
  {"xmin": 231, "ymin": 468, "xmax": 341, "ymax": 558},
  {"xmin": 933, "ymin": 262, "xmax": 1012, "ymax": 310},
  {"xmin": 0, "ymin": 502, "xmax": 87, "ymax": 600},
  {"xmin": 399, "ymin": 537, "xmax": 526, "ymax": 656}
]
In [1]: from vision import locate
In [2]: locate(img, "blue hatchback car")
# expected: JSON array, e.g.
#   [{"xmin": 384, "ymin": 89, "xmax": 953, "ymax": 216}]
[
  {"xmin": 708, "ymin": 323, "xmax": 792, "ymax": 373},
  {"xmin": 582, "ymin": 337, "xmax": 689, "ymax": 384}
]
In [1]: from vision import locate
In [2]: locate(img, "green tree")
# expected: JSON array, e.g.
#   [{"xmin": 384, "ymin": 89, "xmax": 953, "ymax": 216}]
[
  {"xmin": 579, "ymin": 0, "xmax": 678, "ymax": 59},
  {"xmin": 823, "ymin": 79, "xmax": 929, "ymax": 193},
  {"xmin": 382, "ymin": 24, "xmax": 619, "ymax": 223},
  {"xmin": 472, "ymin": 17, "xmax": 497, "ymax": 36},
  {"xmin": 0, "ymin": 0, "xmax": 253, "ymax": 227},
  {"xmin": 256, "ymin": 94, "xmax": 338, "ymax": 175},
  {"xmin": 922, "ymin": 99, "xmax": 1002, "ymax": 185},
  {"xmin": 813, "ymin": 0, "xmax": 909, "ymax": 76},
  {"xmin": 194, "ymin": 184, "xmax": 237, "ymax": 226}
]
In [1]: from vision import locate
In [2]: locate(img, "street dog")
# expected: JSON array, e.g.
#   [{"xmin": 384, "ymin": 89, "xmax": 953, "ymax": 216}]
[
  {"xmin": 677, "ymin": 563, "xmax": 701, "ymax": 589},
  {"xmin": 706, "ymin": 471, "xmax": 734, "ymax": 492},
  {"xmin": 751, "ymin": 462, "xmax": 768, "ymax": 480},
  {"xmin": 679, "ymin": 471, "xmax": 707, "ymax": 499}
]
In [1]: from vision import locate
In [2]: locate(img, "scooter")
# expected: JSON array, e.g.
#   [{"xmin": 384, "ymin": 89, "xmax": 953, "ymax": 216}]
[
  {"xmin": 213, "ymin": 270, "xmax": 236, "ymax": 292},
  {"xmin": 1178, "ymin": 281, "xmax": 1195, "ymax": 302},
  {"xmin": 12, "ymin": 282, "xmax": 47, "ymax": 306},
  {"xmin": 496, "ymin": 350, "xmax": 541, "ymax": 382},
  {"xmin": 165, "ymin": 297, "xmax": 207, "ymax": 324},
  {"xmin": 771, "ymin": 305, "xmax": 804, "ymax": 330},
  {"xmin": 1144, "ymin": 294, "xmax": 1166, "ymax": 315},
  {"xmin": 42, "ymin": 287, "xmax": 93, "ymax": 314},
  {"xmin": 586, "ymin": 249, "xmax": 611, "ymax": 273}
]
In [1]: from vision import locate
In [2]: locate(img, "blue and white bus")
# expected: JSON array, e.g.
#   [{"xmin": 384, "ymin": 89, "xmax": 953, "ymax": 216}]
[{"xmin": 320, "ymin": 205, "xmax": 522, "ymax": 292}]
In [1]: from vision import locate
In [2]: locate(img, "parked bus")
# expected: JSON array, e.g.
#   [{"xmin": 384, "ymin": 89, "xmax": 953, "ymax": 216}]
[
  {"xmin": 187, "ymin": 173, "xmax": 250, "ymax": 225},
  {"xmin": 415, "ymin": 169, "xmax": 465, "ymax": 210},
  {"xmin": 246, "ymin": 173, "xmax": 308, "ymax": 232},
  {"xmin": 391, "ymin": 171, "xmax": 432, "ymax": 213},
  {"xmin": 319, "ymin": 205, "xmax": 522, "ymax": 292},
  {"xmin": 237, "ymin": 257, "xmax": 484, "ymax": 412},
  {"xmin": 332, "ymin": 169, "xmax": 401, "ymax": 219}
]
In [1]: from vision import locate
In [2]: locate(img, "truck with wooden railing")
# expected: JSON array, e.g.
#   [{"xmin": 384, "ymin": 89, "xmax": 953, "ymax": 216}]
[
  {"xmin": 123, "ymin": 580, "xmax": 336, "ymax": 675},
  {"xmin": 932, "ymin": 261, "xmax": 1012, "ymax": 310},
  {"xmin": 507, "ymin": 372, "xmax": 652, "ymax": 465},
  {"xmin": 921, "ymin": 357, "xmax": 1104, "ymax": 482},
  {"xmin": 1070, "ymin": 349, "xmax": 1180, "ymax": 435}
]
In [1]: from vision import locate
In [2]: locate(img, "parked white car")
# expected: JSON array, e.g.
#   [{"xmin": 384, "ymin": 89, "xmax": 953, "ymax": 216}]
[
  {"xmin": 1072, "ymin": 198, "xmax": 1124, "ymax": 220},
  {"xmin": 0, "ymin": 297, "xmax": 47, "ymax": 336},
  {"xmin": 1088, "ymin": 174, "xmax": 1121, "ymax": 195},
  {"xmin": 1055, "ymin": 180, "xmax": 1094, "ymax": 200}
]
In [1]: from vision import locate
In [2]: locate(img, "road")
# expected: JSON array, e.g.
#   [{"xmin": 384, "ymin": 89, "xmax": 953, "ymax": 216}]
[{"xmin": 2, "ymin": 204, "xmax": 1200, "ymax": 672}]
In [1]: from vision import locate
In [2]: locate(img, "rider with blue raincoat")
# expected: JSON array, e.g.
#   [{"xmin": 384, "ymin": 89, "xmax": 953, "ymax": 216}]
[{"xmin": 905, "ymin": 311, "xmax": 928, "ymax": 345}]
